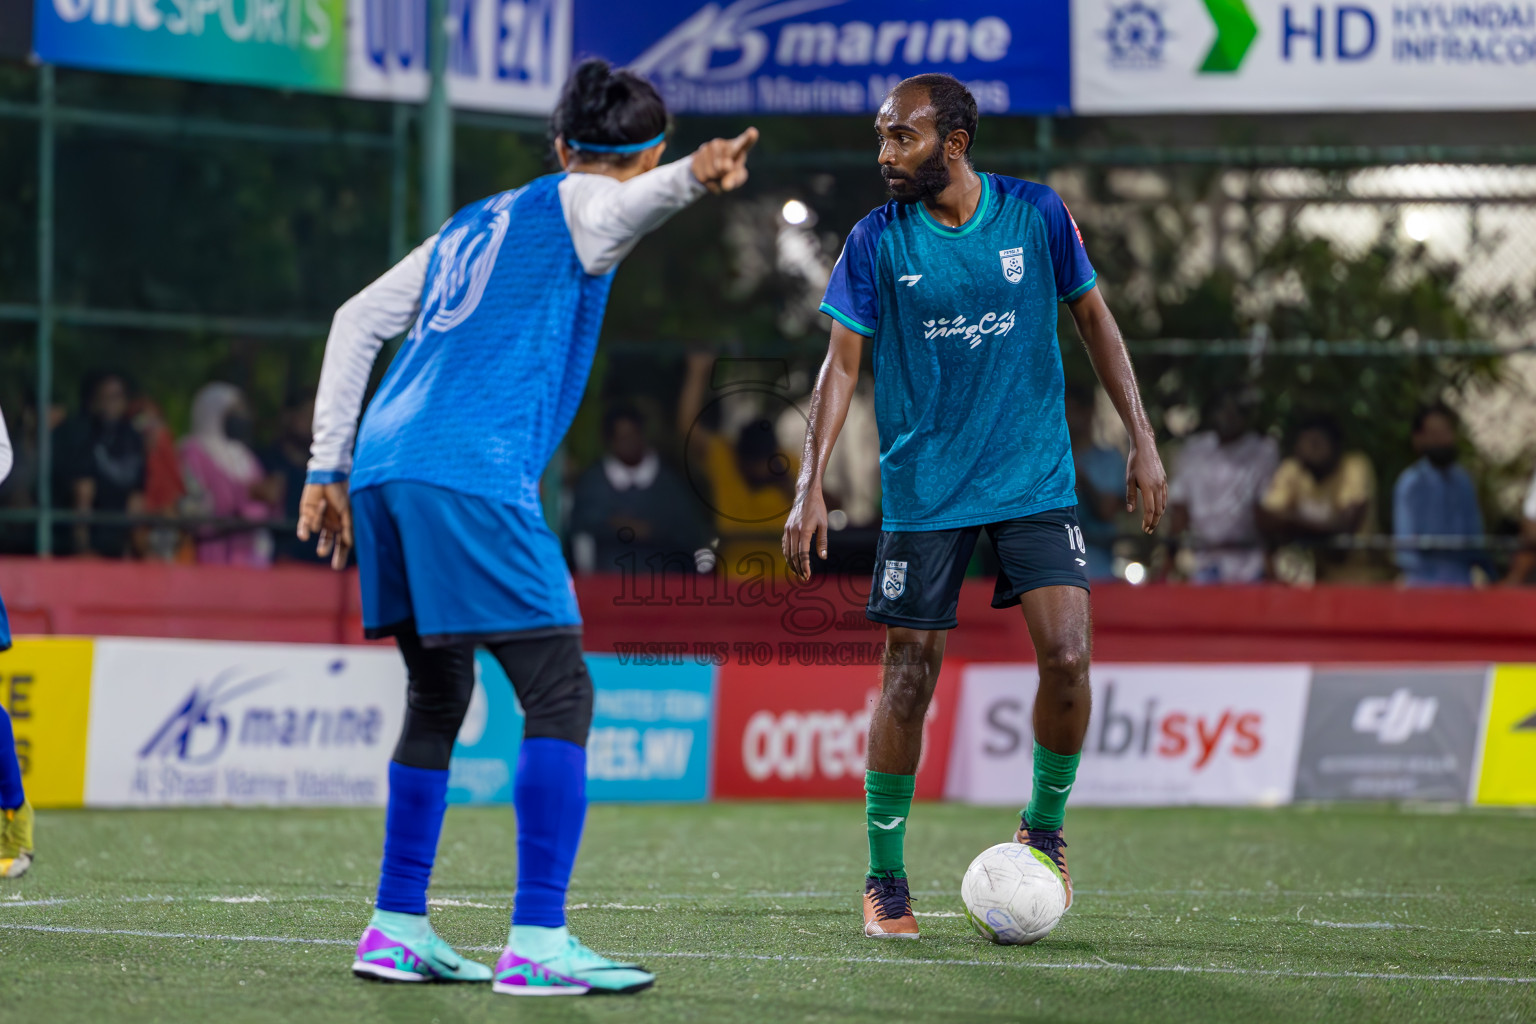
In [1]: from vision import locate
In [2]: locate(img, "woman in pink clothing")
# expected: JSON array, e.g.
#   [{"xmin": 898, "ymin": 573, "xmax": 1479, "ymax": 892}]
[{"xmin": 179, "ymin": 383, "xmax": 277, "ymax": 567}]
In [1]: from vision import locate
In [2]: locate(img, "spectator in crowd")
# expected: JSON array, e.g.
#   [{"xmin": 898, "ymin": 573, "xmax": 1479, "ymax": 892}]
[
  {"xmin": 129, "ymin": 396, "xmax": 189, "ymax": 562},
  {"xmin": 1393, "ymin": 402, "xmax": 1487, "ymax": 586},
  {"xmin": 1259, "ymin": 414, "xmax": 1379, "ymax": 583},
  {"xmin": 679, "ymin": 353, "xmax": 798, "ymax": 578},
  {"xmin": 776, "ymin": 372, "xmax": 881, "ymax": 531},
  {"xmin": 1167, "ymin": 390, "xmax": 1279, "ymax": 583},
  {"xmin": 569, "ymin": 403, "xmax": 707, "ymax": 575},
  {"xmin": 1502, "ymin": 466, "xmax": 1536, "ymax": 585},
  {"xmin": 260, "ymin": 391, "xmax": 328, "ymax": 565},
  {"xmin": 776, "ymin": 371, "xmax": 882, "ymax": 571},
  {"xmin": 1066, "ymin": 385, "xmax": 1125, "ymax": 580},
  {"xmin": 52, "ymin": 371, "xmax": 145, "ymax": 558},
  {"xmin": 179, "ymin": 382, "xmax": 277, "ymax": 567}
]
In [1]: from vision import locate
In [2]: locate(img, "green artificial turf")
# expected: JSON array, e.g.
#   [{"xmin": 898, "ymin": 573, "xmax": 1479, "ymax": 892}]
[{"xmin": 0, "ymin": 803, "xmax": 1532, "ymax": 1023}]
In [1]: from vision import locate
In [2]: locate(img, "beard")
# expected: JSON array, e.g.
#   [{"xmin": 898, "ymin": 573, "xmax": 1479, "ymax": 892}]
[{"xmin": 882, "ymin": 146, "xmax": 950, "ymax": 205}]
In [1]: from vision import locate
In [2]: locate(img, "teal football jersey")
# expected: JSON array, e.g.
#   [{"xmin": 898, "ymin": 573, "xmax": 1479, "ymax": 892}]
[{"xmin": 820, "ymin": 173, "xmax": 1097, "ymax": 531}]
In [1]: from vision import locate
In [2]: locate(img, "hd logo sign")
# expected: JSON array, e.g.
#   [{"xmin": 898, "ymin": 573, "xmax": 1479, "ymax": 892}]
[{"xmin": 1475, "ymin": 665, "xmax": 1536, "ymax": 806}]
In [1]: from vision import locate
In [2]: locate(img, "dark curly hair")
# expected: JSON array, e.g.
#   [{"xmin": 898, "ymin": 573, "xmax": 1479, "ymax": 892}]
[
  {"xmin": 550, "ymin": 58, "xmax": 669, "ymax": 165},
  {"xmin": 899, "ymin": 73, "xmax": 978, "ymax": 160}
]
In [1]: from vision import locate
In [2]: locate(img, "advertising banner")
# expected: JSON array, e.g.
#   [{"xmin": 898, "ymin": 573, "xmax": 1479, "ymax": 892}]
[
  {"xmin": 713, "ymin": 660, "xmax": 958, "ymax": 800},
  {"xmin": 2, "ymin": 0, "xmax": 32, "ymax": 59},
  {"xmin": 346, "ymin": 0, "xmax": 571, "ymax": 113},
  {"xmin": 573, "ymin": 0, "xmax": 1071, "ymax": 116},
  {"xmin": 0, "ymin": 638, "xmax": 93, "ymax": 809},
  {"xmin": 1072, "ymin": 0, "xmax": 1536, "ymax": 113},
  {"xmin": 449, "ymin": 652, "xmax": 715, "ymax": 804},
  {"xmin": 1293, "ymin": 667, "xmax": 1488, "ymax": 801},
  {"xmin": 83, "ymin": 639, "xmax": 405, "ymax": 806},
  {"xmin": 945, "ymin": 663, "xmax": 1311, "ymax": 805},
  {"xmin": 1474, "ymin": 664, "xmax": 1536, "ymax": 805},
  {"xmin": 32, "ymin": 0, "xmax": 347, "ymax": 92}
]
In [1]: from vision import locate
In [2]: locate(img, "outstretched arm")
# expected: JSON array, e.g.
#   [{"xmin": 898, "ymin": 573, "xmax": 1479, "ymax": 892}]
[
  {"xmin": 1067, "ymin": 286, "xmax": 1167, "ymax": 534},
  {"xmin": 298, "ymin": 239, "xmax": 433, "ymax": 569},
  {"xmin": 562, "ymin": 128, "xmax": 759, "ymax": 276},
  {"xmin": 782, "ymin": 323, "xmax": 864, "ymax": 580}
]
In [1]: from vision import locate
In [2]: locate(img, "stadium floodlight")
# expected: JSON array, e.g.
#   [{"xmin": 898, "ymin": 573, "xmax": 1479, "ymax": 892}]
[
  {"xmin": 1404, "ymin": 210, "xmax": 1433, "ymax": 242},
  {"xmin": 781, "ymin": 199, "xmax": 810, "ymax": 225}
]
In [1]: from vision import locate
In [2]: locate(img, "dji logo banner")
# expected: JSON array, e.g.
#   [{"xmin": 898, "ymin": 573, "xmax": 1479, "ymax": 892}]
[
  {"xmin": 1351, "ymin": 688, "xmax": 1437, "ymax": 745},
  {"xmin": 1294, "ymin": 669, "xmax": 1489, "ymax": 802}
]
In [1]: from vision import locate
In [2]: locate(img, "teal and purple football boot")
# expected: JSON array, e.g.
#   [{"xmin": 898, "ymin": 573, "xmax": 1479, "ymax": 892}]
[
  {"xmin": 351, "ymin": 909, "xmax": 493, "ymax": 983},
  {"xmin": 492, "ymin": 925, "xmax": 654, "ymax": 996}
]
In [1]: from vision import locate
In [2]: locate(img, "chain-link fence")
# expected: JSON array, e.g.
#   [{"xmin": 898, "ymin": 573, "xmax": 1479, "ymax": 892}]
[{"xmin": 2, "ymin": 63, "xmax": 1534, "ymax": 582}]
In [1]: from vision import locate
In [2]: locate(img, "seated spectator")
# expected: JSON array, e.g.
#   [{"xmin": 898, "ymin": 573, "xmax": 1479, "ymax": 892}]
[
  {"xmin": 1393, "ymin": 403, "xmax": 1487, "ymax": 586},
  {"xmin": 179, "ymin": 383, "xmax": 277, "ymax": 567},
  {"xmin": 1167, "ymin": 390, "xmax": 1279, "ymax": 584},
  {"xmin": 52, "ymin": 371, "xmax": 145, "ymax": 558},
  {"xmin": 260, "ymin": 391, "xmax": 328, "ymax": 565},
  {"xmin": 569, "ymin": 404, "xmax": 707, "ymax": 575},
  {"xmin": 1066, "ymin": 385, "xmax": 1125, "ymax": 581},
  {"xmin": 679, "ymin": 353, "xmax": 798, "ymax": 579},
  {"xmin": 1503, "ymin": 467, "xmax": 1536, "ymax": 585},
  {"xmin": 1259, "ymin": 414, "xmax": 1379, "ymax": 583}
]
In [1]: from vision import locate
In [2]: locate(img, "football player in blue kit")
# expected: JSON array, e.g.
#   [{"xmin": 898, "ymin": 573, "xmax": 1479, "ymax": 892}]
[
  {"xmin": 298, "ymin": 59, "xmax": 756, "ymax": 995},
  {"xmin": 0, "ymin": 404, "xmax": 32, "ymax": 880},
  {"xmin": 782, "ymin": 74, "xmax": 1167, "ymax": 939}
]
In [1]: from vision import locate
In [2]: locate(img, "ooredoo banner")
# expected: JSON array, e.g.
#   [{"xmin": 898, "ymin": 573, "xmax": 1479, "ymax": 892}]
[
  {"xmin": 713, "ymin": 660, "xmax": 958, "ymax": 799},
  {"xmin": 1072, "ymin": 0, "xmax": 1536, "ymax": 113},
  {"xmin": 944, "ymin": 663, "xmax": 1311, "ymax": 805},
  {"xmin": 84, "ymin": 639, "xmax": 405, "ymax": 806},
  {"xmin": 449, "ymin": 651, "xmax": 716, "ymax": 804}
]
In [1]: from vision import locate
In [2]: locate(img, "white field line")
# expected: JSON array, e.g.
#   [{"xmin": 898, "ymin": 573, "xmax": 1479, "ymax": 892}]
[
  {"xmin": 0, "ymin": 922, "xmax": 1530, "ymax": 985},
  {"xmin": 6, "ymin": 896, "xmax": 1532, "ymax": 935}
]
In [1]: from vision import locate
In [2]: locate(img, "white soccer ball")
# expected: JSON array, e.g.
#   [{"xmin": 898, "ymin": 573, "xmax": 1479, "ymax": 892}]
[{"xmin": 960, "ymin": 842, "xmax": 1067, "ymax": 945}]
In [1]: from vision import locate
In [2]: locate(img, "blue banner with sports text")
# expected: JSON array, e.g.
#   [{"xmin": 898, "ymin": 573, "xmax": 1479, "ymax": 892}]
[
  {"xmin": 448, "ymin": 652, "xmax": 716, "ymax": 804},
  {"xmin": 573, "ymin": 0, "xmax": 1070, "ymax": 116}
]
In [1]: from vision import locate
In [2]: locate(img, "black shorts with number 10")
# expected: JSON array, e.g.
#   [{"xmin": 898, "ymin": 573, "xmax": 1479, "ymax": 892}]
[{"xmin": 866, "ymin": 505, "xmax": 1091, "ymax": 631}]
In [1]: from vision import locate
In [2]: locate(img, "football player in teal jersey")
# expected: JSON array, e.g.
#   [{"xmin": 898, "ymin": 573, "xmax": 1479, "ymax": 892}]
[{"xmin": 783, "ymin": 74, "xmax": 1166, "ymax": 939}]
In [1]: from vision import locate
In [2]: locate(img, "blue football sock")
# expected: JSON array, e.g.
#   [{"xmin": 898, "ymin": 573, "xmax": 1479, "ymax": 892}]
[
  {"xmin": 375, "ymin": 761, "xmax": 449, "ymax": 915},
  {"xmin": 512, "ymin": 738, "xmax": 587, "ymax": 927},
  {"xmin": 0, "ymin": 706, "xmax": 24, "ymax": 811}
]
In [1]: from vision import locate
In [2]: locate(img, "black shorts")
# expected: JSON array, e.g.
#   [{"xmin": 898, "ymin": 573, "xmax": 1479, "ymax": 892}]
[{"xmin": 866, "ymin": 505, "xmax": 1091, "ymax": 631}]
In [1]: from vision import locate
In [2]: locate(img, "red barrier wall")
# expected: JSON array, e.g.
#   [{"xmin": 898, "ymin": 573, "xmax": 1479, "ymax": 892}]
[{"xmin": 4, "ymin": 558, "xmax": 1536, "ymax": 663}]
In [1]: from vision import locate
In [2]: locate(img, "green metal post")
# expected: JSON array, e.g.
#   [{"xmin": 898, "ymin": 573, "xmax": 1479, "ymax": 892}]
[
  {"xmin": 421, "ymin": 0, "xmax": 452, "ymax": 236},
  {"xmin": 35, "ymin": 66, "xmax": 55, "ymax": 556},
  {"xmin": 1035, "ymin": 115, "xmax": 1054, "ymax": 182},
  {"xmin": 390, "ymin": 103, "xmax": 409, "ymax": 261}
]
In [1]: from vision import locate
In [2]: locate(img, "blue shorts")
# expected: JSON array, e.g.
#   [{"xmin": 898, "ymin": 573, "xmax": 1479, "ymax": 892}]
[
  {"xmin": 866, "ymin": 505, "xmax": 1091, "ymax": 631},
  {"xmin": 351, "ymin": 481, "xmax": 580, "ymax": 647}
]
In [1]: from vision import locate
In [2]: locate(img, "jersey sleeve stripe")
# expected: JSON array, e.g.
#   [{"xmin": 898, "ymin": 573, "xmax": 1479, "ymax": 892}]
[
  {"xmin": 819, "ymin": 301, "xmax": 875, "ymax": 337},
  {"xmin": 1060, "ymin": 272, "xmax": 1097, "ymax": 303}
]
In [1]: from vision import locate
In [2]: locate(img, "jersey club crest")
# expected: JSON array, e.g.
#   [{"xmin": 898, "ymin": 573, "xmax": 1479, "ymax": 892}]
[
  {"xmin": 999, "ymin": 247, "xmax": 1024, "ymax": 284},
  {"xmin": 882, "ymin": 559, "xmax": 908, "ymax": 600}
]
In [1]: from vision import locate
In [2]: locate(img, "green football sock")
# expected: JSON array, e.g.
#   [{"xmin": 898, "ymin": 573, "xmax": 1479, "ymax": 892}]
[
  {"xmin": 1022, "ymin": 742, "xmax": 1081, "ymax": 832},
  {"xmin": 864, "ymin": 770, "xmax": 915, "ymax": 878}
]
